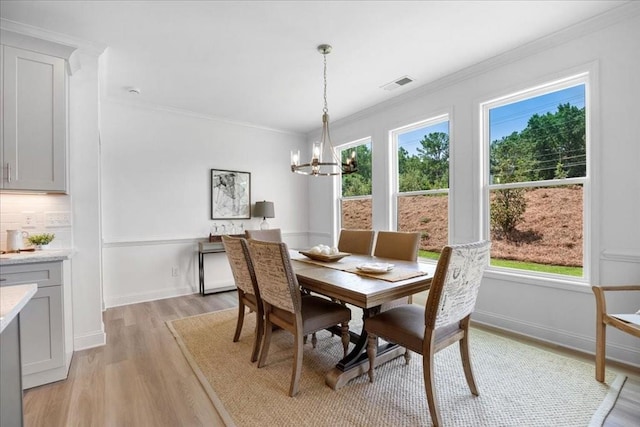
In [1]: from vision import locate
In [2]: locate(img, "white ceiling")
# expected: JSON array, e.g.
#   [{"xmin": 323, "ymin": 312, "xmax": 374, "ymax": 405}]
[{"xmin": 0, "ymin": 1, "xmax": 628, "ymax": 134}]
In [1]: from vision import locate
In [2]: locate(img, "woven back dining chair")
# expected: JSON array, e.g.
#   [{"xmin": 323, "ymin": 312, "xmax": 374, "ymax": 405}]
[
  {"xmin": 337, "ymin": 229, "xmax": 375, "ymax": 255},
  {"xmin": 245, "ymin": 228, "xmax": 282, "ymax": 242},
  {"xmin": 222, "ymin": 235, "xmax": 263, "ymax": 363},
  {"xmin": 364, "ymin": 240, "xmax": 491, "ymax": 427},
  {"xmin": 247, "ymin": 239, "xmax": 352, "ymax": 397}
]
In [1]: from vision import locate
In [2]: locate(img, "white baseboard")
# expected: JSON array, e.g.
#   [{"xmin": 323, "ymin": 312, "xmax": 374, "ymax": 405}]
[
  {"xmin": 473, "ymin": 309, "xmax": 640, "ymax": 369},
  {"xmin": 104, "ymin": 285, "xmax": 197, "ymax": 308},
  {"xmin": 74, "ymin": 328, "xmax": 106, "ymax": 351}
]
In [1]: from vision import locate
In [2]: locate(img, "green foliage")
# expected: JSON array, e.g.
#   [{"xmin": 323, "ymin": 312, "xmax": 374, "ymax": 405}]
[
  {"xmin": 419, "ymin": 250, "xmax": 583, "ymax": 276},
  {"xmin": 27, "ymin": 233, "xmax": 55, "ymax": 245},
  {"xmin": 487, "ymin": 102, "xmax": 585, "ymax": 241},
  {"xmin": 490, "ymin": 103, "xmax": 586, "ymax": 183},
  {"xmin": 341, "ymin": 144, "xmax": 372, "ymax": 197},
  {"xmin": 342, "ymin": 173, "xmax": 371, "ymax": 197},
  {"xmin": 554, "ymin": 162, "xmax": 568, "ymax": 179},
  {"xmin": 490, "ymin": 258, "xmax": 583, "ymax": 277},
  {"xmin": 398, "ymin": 132, "xmax": 449, "ymax": 192},
  {"xmin": 490, "ymin": 189, "xmax": 526, "ymax": 240}
]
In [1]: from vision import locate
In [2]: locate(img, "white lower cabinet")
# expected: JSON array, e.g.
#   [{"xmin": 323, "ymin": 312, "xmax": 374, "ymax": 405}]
[{"xmin": 0, "ymin": 261, "xmax": 72, "ymax": 388}]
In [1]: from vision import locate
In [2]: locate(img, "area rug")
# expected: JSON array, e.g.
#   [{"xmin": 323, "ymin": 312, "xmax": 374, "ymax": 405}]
[{"xmin": 167, "ymin": 308, "xmax": 618, "ymax": 427}]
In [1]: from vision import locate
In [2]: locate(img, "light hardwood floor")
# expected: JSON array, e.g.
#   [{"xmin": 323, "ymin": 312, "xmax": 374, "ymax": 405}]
[
  {"xmin": 24, "ymin": 292, "xmax": 237, "ymax": 427},
  {"xmin": 23, "ymin": 291, "xmax": 638, "ymax": 426}
]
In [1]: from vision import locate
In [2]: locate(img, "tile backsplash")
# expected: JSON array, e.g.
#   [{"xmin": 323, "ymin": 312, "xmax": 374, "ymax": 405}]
[{"xmin": 0, "ymin": 193, "xmax": 72, "ymax": 251}]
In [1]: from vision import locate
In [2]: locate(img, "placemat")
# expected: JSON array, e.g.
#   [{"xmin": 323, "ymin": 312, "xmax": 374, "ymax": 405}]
[
  {"xmin": 294, "ymin": 257, "xmax": 429, "ymax": 282},
  {"xmin": 345, "ymin": 267, "xmax": 429, "ymax": 282},
  {"xmin": 293, "ymin": 257, "xmax": 360, "ymax": 271}
]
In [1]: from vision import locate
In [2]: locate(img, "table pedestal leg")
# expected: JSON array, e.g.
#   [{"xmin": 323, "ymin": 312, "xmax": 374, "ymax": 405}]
[{"xmin": 325, "ymin": 306, "xmax": 405, "ymax": 390}]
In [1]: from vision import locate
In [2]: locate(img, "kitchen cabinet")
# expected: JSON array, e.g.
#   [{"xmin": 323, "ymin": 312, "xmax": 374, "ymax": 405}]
[
  {"xmin": 1, "ymin": 45, "xmax": 68, "ymax": 192},
  {"xmin": 0, "ymin": 260, "xmax": 72, "ymax": 388},
  {"xmin": 1, "ymin": 284, "xmax": 37, "ymax": 427}
]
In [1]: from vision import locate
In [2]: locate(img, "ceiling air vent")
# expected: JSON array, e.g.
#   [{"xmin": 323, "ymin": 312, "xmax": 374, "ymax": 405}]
[{"xmin": 380, "ymin": 75, "xmax": 414, "ymax": 91}]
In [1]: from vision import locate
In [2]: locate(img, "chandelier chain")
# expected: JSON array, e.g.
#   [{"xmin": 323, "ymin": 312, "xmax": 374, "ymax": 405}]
[{"xmin": 323, "ymin": 52, "xmax": 328, "ymax": 114}]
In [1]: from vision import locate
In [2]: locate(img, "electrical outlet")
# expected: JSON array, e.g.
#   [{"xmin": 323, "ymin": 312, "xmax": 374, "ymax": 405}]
[
  {"xmin": 45, "ymin": 211, "xmax": 72, "ymax": 227},
  {"xmin": 171, "ymin": 266, "xmax": 179, "ymax": 277},
  {"xmin": 22, "ymin": 211, "xmax": 36, "ymax": 228}
]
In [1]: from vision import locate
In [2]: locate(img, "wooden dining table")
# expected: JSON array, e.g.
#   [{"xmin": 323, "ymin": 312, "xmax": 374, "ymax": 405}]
[{"xmin": 289, "ymin": 250, "xmax": 435, "ymax": 390}]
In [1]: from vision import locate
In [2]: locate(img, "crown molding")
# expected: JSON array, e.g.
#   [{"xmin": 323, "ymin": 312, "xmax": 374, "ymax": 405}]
[
  {"xmin": 0, "ymin": 18, "xmax": 106, "ymax": 57},
  {"xmin": 328, "ymin": 1, "xmax": 640, "ymax": 133},
  {"xmin": 102, "ymin": 95, "xmax": 303, "ymax": 137}
]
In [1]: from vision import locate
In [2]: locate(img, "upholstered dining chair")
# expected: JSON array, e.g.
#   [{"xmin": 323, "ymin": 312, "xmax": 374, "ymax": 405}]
[
  {"xmin": 373, "ymin": 230, "xmax": 422, "ymax": 308},
  {"xmin": 592, "ymin": 285, "xmax": 640, "ymax": 382},
  {"xmin": 365, "ymin": 240, "xmax": 491, "ymax": 427},
  {"xmin": 222, "ymin": 235, "xmax": 263, "ymax": 363},
  {"xmin": 247, "ymin": 239, "xmax": 352, "ymax": 397},
  {"xmin": 373, "ymin": 230, "xmax": 421, "ymax": 261},
  {"xmin": 245, "ymin": 228, "xmax": 282, "ymax": 242},
  {"xmin": 337, "ymin": 229, "xmax": 375, "ymax": 255}
]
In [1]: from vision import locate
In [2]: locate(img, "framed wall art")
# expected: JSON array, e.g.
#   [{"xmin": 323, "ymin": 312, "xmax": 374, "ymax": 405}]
[{"xmin": 210, "ymin": 169, "xmax": 251, "ymax": 219}]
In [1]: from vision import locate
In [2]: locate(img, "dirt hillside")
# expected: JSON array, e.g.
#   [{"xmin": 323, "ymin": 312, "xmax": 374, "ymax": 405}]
[{"xmin": 342, "ymin": 186, "xmax": 582, "ymax": 267}]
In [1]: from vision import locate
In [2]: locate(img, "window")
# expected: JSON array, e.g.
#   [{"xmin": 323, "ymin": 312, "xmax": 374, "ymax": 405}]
[
  {"xmin": 392, "ymin": 116, "xmax": 450, "ymax": 260},
  {"xmin": 482, "ymin": 75, "xmax": 588, "ymax": 278},
  {"xmin": 338, "ymin": 138, "xmax": 372, "ymax": 230}
]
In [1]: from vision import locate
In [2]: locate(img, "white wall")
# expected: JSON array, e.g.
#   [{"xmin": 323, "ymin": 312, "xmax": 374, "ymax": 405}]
[
  {"xmin": 99, "ymin": 100, "xmax": 309, "ymax": 306},
  {"xmin": 69, "ymin": 49, "xmax": 105, "ymax": 349},
  {"xmin": 308, "ymin": 8, "xmax": 640, "ymax": 366}
]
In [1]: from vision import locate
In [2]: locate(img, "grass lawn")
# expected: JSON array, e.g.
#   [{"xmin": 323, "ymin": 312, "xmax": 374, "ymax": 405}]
[{"xmin": 419, "ymin": 250, "xmax": 583, "ymax": 277}]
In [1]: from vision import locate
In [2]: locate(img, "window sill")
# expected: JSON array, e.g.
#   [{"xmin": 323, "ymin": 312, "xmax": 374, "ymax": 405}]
[{"xmin": 484, "ymin": 267, "xmax": 591, "ymax": 294}]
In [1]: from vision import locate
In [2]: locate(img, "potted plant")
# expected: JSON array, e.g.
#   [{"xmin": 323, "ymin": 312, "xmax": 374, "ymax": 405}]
[{"xmin": 27, "ymin": 233, "xmax": 55, "ymax": 250}]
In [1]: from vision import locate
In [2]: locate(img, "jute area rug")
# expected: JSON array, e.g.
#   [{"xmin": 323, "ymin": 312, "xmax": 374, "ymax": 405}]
[{"xmin": 167, "ymin": 308, "xmax": 619, "ymax": 427}]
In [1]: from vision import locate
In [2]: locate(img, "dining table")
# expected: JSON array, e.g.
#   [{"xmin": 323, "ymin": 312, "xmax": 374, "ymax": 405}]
[{"xmin": 289, "ymin": 250, "xmax": 435, "ymax": 390}]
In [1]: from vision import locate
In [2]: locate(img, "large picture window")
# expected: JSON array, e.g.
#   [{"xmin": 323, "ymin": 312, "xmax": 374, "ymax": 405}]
[
  {"xmin": 338, "ymin": 137, "xmax": 372, "ymax": 230},
  {"xmin": 483, "ymin": 75, "xmax": 588, "ymax": 278},
  {"xmin": 392, "ymin": 116, "xmax": 450, "ymax": 259}
]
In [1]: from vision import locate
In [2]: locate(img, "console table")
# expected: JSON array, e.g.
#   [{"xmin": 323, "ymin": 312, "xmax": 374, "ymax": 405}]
[{"xmin": 198, "ymin": 235, "xmax": 243, "ymax": 296}]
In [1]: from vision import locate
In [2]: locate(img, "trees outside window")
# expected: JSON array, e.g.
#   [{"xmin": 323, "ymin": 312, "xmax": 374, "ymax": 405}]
[
  {"xmin": 339, "ymin": 138, "xmax": 372, "ymax": 230},
  {"xmin": 393, "ymin": 117, "xmax": 450, "ymax": 258},
  {"xmin": 484, "ymin": 76, "xmax": 587, "ymax": 277}
]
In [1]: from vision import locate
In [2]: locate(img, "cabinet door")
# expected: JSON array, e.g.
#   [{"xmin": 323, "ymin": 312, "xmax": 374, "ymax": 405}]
[
  {"xmin": 2, "ymin": 46, "xmax": 67, "ymax": 192},
  {"xmin": 19, "ymin": 285, "xmax": 64, "ymax": 375}
]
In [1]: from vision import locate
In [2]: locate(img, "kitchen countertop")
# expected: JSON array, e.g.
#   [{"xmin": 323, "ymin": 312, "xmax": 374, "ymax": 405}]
[
  {"xmin": 0, "ymin": 249, "xmax": 73, "ymax": 265},
  {"xmin": 0, "ymin": 284, "xmax": 37, "ymax": 333}
]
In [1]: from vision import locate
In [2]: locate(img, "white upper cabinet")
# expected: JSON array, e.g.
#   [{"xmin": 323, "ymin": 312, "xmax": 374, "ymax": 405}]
[{"xmin": 2, "ymin": 45, "xmax": 67, "ymax": 192}]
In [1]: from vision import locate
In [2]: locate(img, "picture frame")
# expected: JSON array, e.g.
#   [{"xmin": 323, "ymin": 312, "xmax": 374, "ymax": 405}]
[{"xmin": 210, "ymin": 169, "xmax": 251, "ymax": 220}]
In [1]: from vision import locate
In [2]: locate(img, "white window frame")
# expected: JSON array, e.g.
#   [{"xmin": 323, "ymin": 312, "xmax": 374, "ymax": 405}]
[
  {"xmin": 335, "ymin": 136, "xmax": 373, "ymax": 236},
  {"xmin": 480, "ymin": 73, "xmax": 591, "ymax": 282},
  {"xmin": 390, "ymin": 114, "xmax": 451, "ymax": 248}
]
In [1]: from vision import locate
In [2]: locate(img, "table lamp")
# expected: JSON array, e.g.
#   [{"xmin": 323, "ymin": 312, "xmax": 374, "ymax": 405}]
[{"xmin": 254, "ymin": 201, "xmax": 275, "ymax": 230}]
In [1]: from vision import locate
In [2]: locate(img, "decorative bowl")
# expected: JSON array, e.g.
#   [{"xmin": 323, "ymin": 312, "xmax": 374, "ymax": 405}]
[{"xmin": 298, "ymin": 250, "xmax": 351, "ymax": 262}]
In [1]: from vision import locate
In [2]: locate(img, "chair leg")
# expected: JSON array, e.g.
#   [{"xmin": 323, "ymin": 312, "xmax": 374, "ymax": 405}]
[
  {"xmin": 233, "ymin": 301, "xmax": 245, "ymax": 342},
  {"xmin": 257, "ymin": 315, "xmax": 273, "ymax": 368},
  {"xmin": 595, "ymin": 323, "xmax": 607, "ymax": 382},
  {"xmin": 404, "ymin": 350, "xmax": 411, "ymax": 365},
  {"xmin": 423, "ymin": 346, "xmax": 442, "ymax": 427},
  {"xmin": 367, "ymin": 334, "xmax": 377, "ymax": 382},
  {"xmin": 289, "ymin": 330, "xmax": 304, "ymax": 397},
  {"xmin": 459, "ymin": 332, "xmax": 479, "ymax": 396},
  {"xmin": 250, "ymin": 311, "xmax": 263, "ymax": 363},
  {"xmin": 340, "ymin": 322, "xmax": 349, "ymax": 357},
  {"xmin": 311, "ymin": 332, "xmax": 318, "ymax": 349}
]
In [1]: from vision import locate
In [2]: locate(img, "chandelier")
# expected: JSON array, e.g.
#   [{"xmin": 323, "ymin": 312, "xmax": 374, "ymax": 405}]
[{"xmin": 290, "ymin": 44, "xmax": 357, "ymax": 176}]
